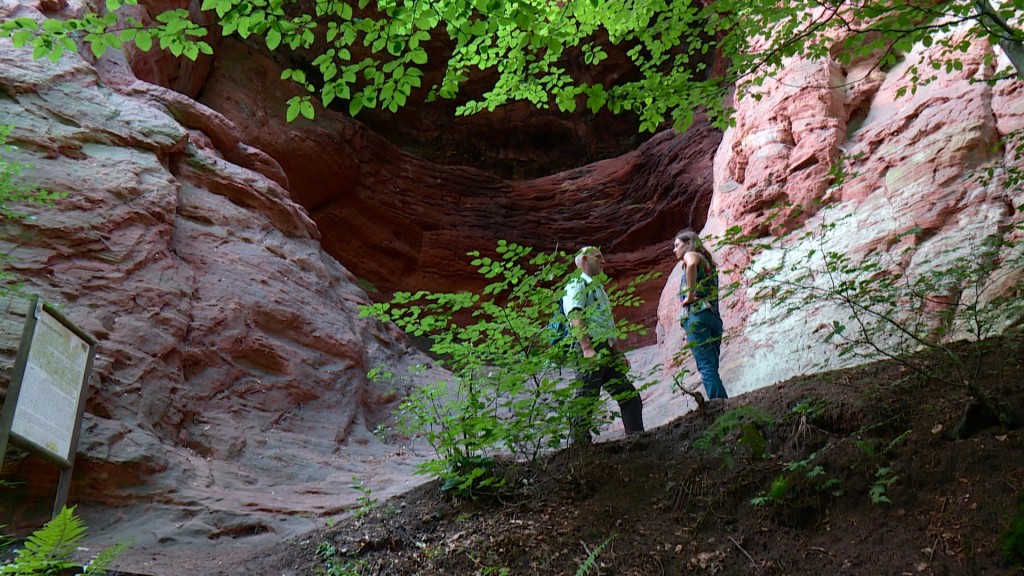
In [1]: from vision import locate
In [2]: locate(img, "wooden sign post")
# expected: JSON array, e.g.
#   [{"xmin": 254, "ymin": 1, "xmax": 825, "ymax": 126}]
[{"xmin": 0, "ymin": 295, "xmax": 97, "ymax": 519}]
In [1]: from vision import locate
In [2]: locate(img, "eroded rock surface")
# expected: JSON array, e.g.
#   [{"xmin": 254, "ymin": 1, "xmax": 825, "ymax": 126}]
[
  {"xmin": 0, "ymin": 22, "xmax": 436, "ymax": 552},
  {"xmin": 656, "ymin": 33, "xmax": 1024, "ymax": 398},
  {"xmin": 1, "ymin": 1, "xmax": 1022, "ymax": 574},
  {"xmin": 189, "ymin": 37, "xmax": 722, "ymax": 342},
  {"xmin": 0, "ymin": 0, "xmax": 721, "ymax": 567}
]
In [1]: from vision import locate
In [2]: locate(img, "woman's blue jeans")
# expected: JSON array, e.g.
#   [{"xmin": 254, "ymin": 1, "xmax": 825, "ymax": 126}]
[{"xmin": 683, "ymin": 309, "xmax": 727, "ymax": 400}]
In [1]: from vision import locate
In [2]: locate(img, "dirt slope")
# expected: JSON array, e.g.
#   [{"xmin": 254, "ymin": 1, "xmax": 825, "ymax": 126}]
[{"xmin": 153, "ymin": 335, "xmax": 1024, "ymax": 575}]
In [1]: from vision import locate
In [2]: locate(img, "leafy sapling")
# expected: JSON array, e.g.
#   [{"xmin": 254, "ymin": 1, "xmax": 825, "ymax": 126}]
[
  {"xmin": 350, "ymin": 476, "xmax": 377, "ymax": 518},
  {"xmin": 361, "ymin": 241, "xmax": 657, "ymax": 494}
]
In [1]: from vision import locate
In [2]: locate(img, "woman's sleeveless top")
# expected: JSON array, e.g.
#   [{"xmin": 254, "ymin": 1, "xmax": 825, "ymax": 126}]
[{"xmin": 679, "ymin": 253, "xmax": 719, "ymax": 319}]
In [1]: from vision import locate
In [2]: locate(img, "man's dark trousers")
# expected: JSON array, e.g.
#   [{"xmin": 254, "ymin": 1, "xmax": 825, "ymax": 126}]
[{"xmin": 571, "ymin": 344, "xmax": 645, "ymax": 443}]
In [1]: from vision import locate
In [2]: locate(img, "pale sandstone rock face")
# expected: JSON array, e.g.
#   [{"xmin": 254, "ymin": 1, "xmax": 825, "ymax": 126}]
[{"xmin": 655, "ymin": 32, "xmax": 1024, "ymax": 398}]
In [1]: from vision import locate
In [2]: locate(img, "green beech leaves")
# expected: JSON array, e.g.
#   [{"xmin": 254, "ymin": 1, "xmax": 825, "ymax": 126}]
[
  {"xmin": 2, "ymin": 0, "xmax": 1022, "ymax": 129},
  {"xmin": 360, "ymin": 241, "xmax": 657, "ymax": 491}
]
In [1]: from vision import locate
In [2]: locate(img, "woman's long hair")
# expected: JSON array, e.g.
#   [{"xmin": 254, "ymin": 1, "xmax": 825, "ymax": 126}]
[{"xmin": 675, "ymin": 230, "xmax": 717, "ymax": 269}]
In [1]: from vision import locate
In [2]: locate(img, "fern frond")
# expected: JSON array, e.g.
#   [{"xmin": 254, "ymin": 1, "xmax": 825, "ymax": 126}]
[
  {"xmin": 82, "ymin": 539, "xmax": 129, "ymax": 575},
  {"xmin": 24, "ymin": 505, "xmax": 87, "ymax": 562},
  {"xmin": 1, "ymin": 506, "xmax": 86, "ymax": 575},
  {"xmin": 575, "ymin": 534, "xmax": 616, "ymax": 576}
]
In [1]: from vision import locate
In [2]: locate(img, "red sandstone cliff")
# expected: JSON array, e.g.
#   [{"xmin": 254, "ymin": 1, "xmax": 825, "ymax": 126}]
[{"xmin": 0, "ymin": 0, "xmax": 1022, "ymax": 573}]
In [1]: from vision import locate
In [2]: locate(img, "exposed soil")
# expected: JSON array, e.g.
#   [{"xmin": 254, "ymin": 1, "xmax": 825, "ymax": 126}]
[{"xmin": 180, "ymin": 334, "xmax": 1024, "ymax": 576}]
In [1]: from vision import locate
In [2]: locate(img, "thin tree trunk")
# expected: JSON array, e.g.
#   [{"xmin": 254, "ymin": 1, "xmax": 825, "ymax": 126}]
[{"xmin": 975, "ymin": 0, "xmax": 1024, "ymax": 78}]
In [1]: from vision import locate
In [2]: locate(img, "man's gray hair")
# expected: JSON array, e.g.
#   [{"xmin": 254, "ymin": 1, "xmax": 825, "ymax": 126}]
[{"xmin": 575, "ymin": 245, "xmax": 599, "ymax": 268}]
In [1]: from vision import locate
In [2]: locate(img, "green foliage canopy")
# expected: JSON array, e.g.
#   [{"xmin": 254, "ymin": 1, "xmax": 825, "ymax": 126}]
[{"xmin": 2, "ymin": 0, "xmax": 1022, "ymax": 131}]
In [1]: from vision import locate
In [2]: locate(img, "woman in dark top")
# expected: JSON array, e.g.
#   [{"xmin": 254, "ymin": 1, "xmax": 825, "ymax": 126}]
[{"xmin": 673, "ymin": 230, "xmax": 727, "ymax": 400}]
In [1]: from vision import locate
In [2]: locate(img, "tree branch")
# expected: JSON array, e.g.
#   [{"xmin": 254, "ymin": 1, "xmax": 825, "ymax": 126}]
[{"xmin": 973, "ymin": 0, "xmax": 1024, "ymax": 78}]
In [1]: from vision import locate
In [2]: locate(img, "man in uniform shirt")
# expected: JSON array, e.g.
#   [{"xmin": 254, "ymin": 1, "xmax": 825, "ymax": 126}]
[{"xmin": 563, "ymin": 246, "xmax": 645, "ymax": 444}]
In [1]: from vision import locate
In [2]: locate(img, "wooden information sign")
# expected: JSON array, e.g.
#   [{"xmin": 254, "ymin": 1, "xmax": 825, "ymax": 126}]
[{"xmin": 0, "ymin": 295, "xmax": 97, "ymax": 518}]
